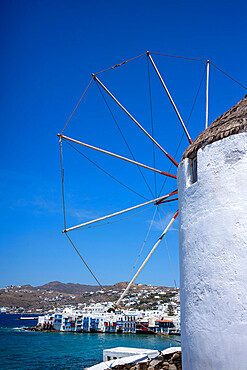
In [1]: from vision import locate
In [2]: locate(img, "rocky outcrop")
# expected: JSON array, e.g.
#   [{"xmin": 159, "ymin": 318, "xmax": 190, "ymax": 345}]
[
  {"xmin": 112, "ymin": 351, "xmax": 181, "ymax": 370},
  {"xmin": 24, "ymin": 324, "xmax": 57, "ymax": 332}
]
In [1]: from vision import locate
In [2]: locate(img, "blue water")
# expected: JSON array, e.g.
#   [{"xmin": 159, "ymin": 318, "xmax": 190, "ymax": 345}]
[{"xmin": 0, "ymin": 314, "xmax": 179, "ymax": 369}]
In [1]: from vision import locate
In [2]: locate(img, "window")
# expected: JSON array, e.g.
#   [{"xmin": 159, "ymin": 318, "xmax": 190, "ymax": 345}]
[
  {"xmin": 192, "ymin": 157, "xmax": 197, "ymax": 183},
  {"xmin": 189, "ymin": 155, "xmax": 197, "ymax": 184}
]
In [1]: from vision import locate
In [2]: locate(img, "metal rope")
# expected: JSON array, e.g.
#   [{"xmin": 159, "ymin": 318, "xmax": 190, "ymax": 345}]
[
  {"xmin": 210, "ymin": 62, "xmax": 247, "ymax": 90},
  {"xmin": 94, "ymin": 52, "xmax": 147, "ymax": 75},
  {"xmin": 81, "ymin": 205, "xmax": 154, "ymax": 230},
  {"xmin": 127, "ymin": 206, "xmax": 158, "ymax": 281},
  {"xmin": 61, "ymin": 78, "xmax": 93, "ymax": 134},
  {"xmin": 158, "ymin": 64, "xmax": 207, "ymax": 196},
  {"xmin": 93, "ymin": 74, "xmax": 179, "ymax": 168},
  {"xmin": 147, "ymin": 54, "xmax": 157, "ymax": 197},
  {"xmin": 160, "ymin": 184, "xmax": 178, "ymax": 199},
  {"xmin": 157, "ymin": 207, "xmax": 177, "ymax": 288},
  {"xmin": 63, "ymin": 139, "xmax": 148, "ymax": 200},
  {"xmin": 160, "ymin": 202, "xmax": 178, "ymax": 209},
  {"xmin": 64, "ymin": 232, "xmax": 117, "ymax": 307},
  {"xmin": 150, "ymin": 52, "xmax": 207, "ymax": 62},
  {"xmin": 159, "ymin": 205, "xmax": 179, "ymax": 232},
  {"xmin": 95, "ymin": 79, "xmax": 155, "ymax": 198}
]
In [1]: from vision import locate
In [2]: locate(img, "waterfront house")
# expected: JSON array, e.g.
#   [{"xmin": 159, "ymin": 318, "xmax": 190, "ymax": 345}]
[
  {"xmin": 155, "ymin": 319, "xmax": 175, "ymax": 333},
  {"xmin": 36, "ymin": 300, "xmax": 180, "ymax": 334}
]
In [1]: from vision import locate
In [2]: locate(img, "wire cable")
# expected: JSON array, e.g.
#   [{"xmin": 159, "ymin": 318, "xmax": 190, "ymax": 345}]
[
  {"xmin": 81, "ymin": 205, "xmax": 154, "ymax": 230},
  {"xmin": 159, "ymin": 205, "xmax": 179, "ymax": 232},
  {"xmin": 63, "ymin": 139, "xmax": 148, "ymax": 201},
  {"xmin": 65, "ymin": 232, "xmax": 117, "ymax": 306},
  {"xmin": 157, "ymin": 208, "xmax": 177, "ymax": 288},
  {"xmin": 94, "ymin": 52, "xmax": 146, "ymax": 75},
  {"xmin": 150, "ymin": 52, "xmax": 207, "ymax": 62},
  {"xmin": 61, "ymin": 78, "xmax": 93, "ymax": 134},
  {"xmin": 127, "ymin": 206, "xmax": 158, "ymax": 282},
  {"xmin": 210, "ymin": 62, "xmax": 247, "ymax": 90},
  {"xmin": 95, "ymin": 80, "xmax": 155, "ymax": 198},
  {"xmin": 147, "ymin": 54, "xmax": 157, "ymax": 197},
  {"xmin": 158, "ymin": 64, "xmax": 207, "ymax": 196}
]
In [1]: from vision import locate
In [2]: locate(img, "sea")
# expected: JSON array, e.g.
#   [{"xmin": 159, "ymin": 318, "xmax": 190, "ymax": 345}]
[{"xmin": 0, "ymin": 314, "xmax": 180, "ymax": 369}]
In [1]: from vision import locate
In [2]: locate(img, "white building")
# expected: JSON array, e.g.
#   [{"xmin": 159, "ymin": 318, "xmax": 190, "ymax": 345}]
[
  {"xmin": 36, "ymin": 296, "xmax": 180, "ymax": 334},
  {"xmin": 103, "ymin": 347, "xmax": 158, "ymax": 362},
  {"xmin": 178, "ymin": 96, "xmax": 247, "ymax": 369}
]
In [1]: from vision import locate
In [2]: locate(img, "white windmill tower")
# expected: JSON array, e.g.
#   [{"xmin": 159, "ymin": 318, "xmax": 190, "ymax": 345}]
[{"xmin": 178, "ymin": 95, "xmax": 247, "ymax": 369}]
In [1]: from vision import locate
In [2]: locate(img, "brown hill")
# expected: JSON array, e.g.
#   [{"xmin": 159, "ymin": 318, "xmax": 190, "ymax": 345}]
[
  {"xmin": 35, "ymin": 281, "xmax": 104, "ymax": 295},
  {"xmin": 0, "ymin": 281, "xmax": 178, "ymax": 312}
]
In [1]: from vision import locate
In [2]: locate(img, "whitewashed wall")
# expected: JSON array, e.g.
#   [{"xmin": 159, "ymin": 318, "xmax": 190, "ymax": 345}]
[{"xmin": 178, "ymin": 132, "xmax": 247, "ymax": 370}]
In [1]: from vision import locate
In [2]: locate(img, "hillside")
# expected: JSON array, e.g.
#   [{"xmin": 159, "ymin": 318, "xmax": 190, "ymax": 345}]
[
  {"xmin": 0, "ymin": 281, "xmax": 178, "ymax": 313},
  {"xmin": 35, "ymin": 281, "xmax": 105, "ymax": 295}
]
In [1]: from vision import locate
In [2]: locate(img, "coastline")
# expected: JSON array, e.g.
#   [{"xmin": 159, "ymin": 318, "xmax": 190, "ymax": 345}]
[{"xmin": 0, "ymin": 322, "xmax": 178, "ymax": 369}]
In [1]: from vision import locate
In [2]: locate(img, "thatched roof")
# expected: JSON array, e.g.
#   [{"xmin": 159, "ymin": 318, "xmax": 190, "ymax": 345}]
[{"xmin": 181, "ymin": 94, "xmax": 247, "ymax": 161}]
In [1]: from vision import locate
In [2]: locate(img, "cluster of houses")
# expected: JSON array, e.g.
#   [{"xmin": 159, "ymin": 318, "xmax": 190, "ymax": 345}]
[{"xmin": 37, "ymin": 302, "xmax": 180, "ymax": 335}]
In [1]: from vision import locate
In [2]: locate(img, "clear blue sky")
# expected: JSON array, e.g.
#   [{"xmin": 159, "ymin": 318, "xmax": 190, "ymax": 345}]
[{"xmin": 0, "ymin": 0, "xmax": 246, "ymax": 288}]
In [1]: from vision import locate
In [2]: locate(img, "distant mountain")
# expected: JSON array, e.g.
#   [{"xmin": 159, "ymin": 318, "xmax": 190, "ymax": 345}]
[{"xmin": 35, "ymin": 281, "xmax": 104, "ymax": 295}]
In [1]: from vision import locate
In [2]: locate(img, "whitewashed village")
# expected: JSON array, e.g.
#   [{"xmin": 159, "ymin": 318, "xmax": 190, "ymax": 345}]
[
  {"xmin": 35, "ymin": 286, "xmax": 180, "ymax": 335},
  {"xmin": 0, "ymin": 282, "xmax": 181, "ymax": 335}
]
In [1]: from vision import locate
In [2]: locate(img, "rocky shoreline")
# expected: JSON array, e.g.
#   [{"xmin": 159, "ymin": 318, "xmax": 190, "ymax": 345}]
[
  {"xmin": 24, "ymin": 325, "xmax": 57, "ymax": 332},
  {"xmin": 112, "ymin": 351, "xmax": 181, "ymax": 370}
]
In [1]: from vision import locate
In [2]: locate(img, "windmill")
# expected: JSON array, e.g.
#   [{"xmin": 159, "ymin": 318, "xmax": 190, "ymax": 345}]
[{"xmin": 57, "ymin": 51, "xmax": 247, "ymax": 359}]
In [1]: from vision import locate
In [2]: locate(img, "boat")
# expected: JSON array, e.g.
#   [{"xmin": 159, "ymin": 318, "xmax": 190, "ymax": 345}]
[{"xmin": 19, "ymin": 317, "xmax": 38, "ymax": 320}]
